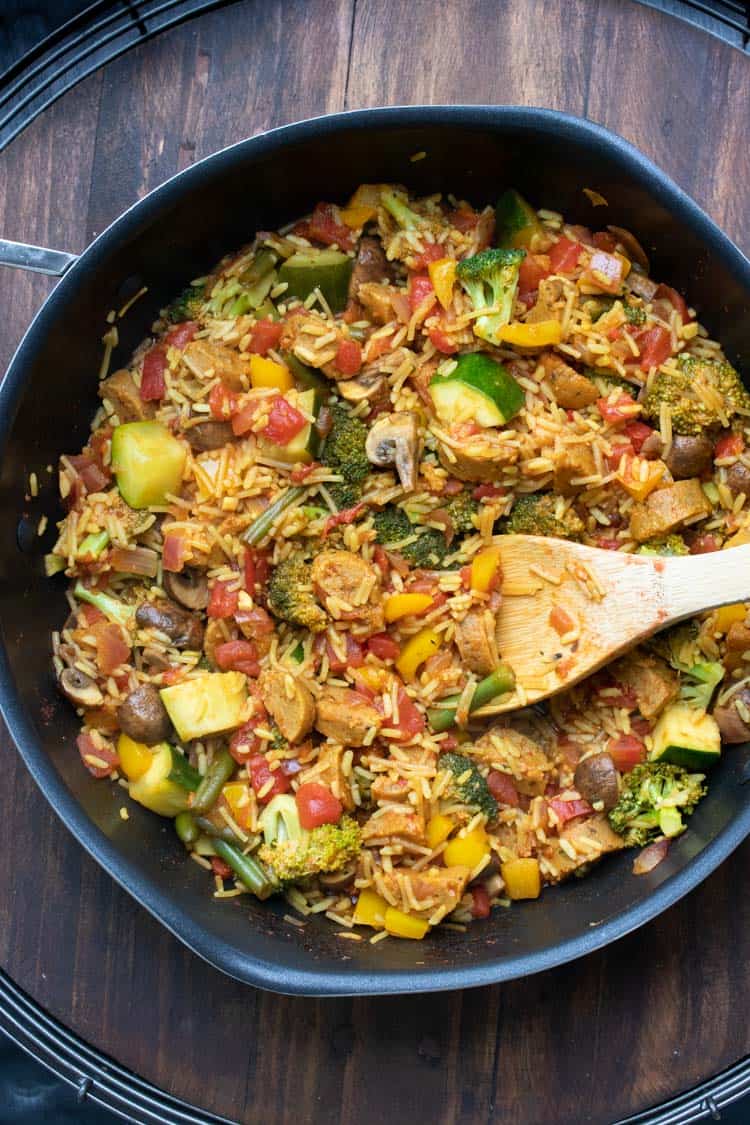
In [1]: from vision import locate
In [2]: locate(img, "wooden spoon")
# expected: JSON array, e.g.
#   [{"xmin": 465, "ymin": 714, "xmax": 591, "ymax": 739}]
[{"xmin": 475, "ymin": 534, "xmax": 750, "ymax": 716}]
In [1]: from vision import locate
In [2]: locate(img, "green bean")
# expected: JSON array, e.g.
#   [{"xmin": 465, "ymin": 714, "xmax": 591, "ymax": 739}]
[
  {"xmin": 191, "ymin": 748, "xmax": 235, "ymax": 815},
  {"xmin": 241, "ymin": 486, "xmax": 306, "ymax": 546},
  {"xmin": 212, "ymin": 839, "xmax": 277, "ymax": 900},
  {"xmin": 174, "ymin": 811, "xmax": 198, "ymax": 847},
  {"xmin": 194, "ymin": 816, "xmax": 241, "ymax": 844},
  {"xmin": 427, "ymin": 664, "xmax": 516, "ymax": 732}
]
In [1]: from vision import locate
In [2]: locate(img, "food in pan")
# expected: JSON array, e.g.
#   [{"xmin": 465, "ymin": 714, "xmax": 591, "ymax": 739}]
[{"xmin": 48, "ymin": 184, "xmax": 750, "ymax": 940}]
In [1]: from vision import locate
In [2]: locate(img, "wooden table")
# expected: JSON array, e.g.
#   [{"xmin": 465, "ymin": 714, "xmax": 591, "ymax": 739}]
[{"xmin": 1, "ymin": 2, "xmax": 749, "ymax": 1121}]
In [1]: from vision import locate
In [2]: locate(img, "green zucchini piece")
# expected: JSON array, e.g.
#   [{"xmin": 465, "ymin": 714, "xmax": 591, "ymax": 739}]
[
  {"xmin": 278, "ymin": 249, "xmax": 353, "ymax": 313},
  {"xmin": 111, "ymin": 421, "xmax": 186, "ymax": 509},
  {"xmin": 429, "ymin": 352, "xmax": 524, "ymax": 428},
  {"xmin": 651, "ymin": 701, "xmax": 721, "ymax": 770},
  {"xmin": 495, "ymin": 189, "xmax": 543, "ymax": 249},
  {"xmin": 282, "ymin": 352, "xmax": 331, "ymax": 400},
  {"xmin": 257, "ymin": 388, "xmax": 321, "ymax": 464}
]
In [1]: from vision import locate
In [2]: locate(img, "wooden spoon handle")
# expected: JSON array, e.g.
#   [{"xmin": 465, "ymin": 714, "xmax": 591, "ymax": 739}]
[{"xmin": 661, "ymin": 543, "xmax": 750, "ymax": 622}]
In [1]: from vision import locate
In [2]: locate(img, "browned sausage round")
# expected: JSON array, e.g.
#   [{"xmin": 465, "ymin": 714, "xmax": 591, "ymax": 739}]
[
  {"xmin": 725, "ymin": 461, "xmax": 750, "ymax": 498},
  {"xmin": 117, "ymin": 684, "xmax": 172, "ymax": 744},
  {"xmin": 135, "ymin": 599, "xmax": 204, "ymax": 650},
  {"xmin": 574, "ymin": 753, "xmax": 619, "ymax": 810},
  {"xmin": 664, "ymin": 435, "xmax": 713, "ymax": 479}
]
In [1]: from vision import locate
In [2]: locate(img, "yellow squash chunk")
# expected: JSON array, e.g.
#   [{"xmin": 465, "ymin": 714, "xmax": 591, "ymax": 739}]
[
  {"xmin": 426, "ymin": 813, "xmax": 454, "ymax": 849},
  {"xmin": 160, "ymin": 672, "xmax": 247, "ymax": 742},
  {"xmin": 471, "ymin": 545, "xmax": 502, "ymax": 592},
  {"xmin": 384, "ymin": 592, "xmax": 434, "ymax": 622},
  {"xmin": 714, "ymin": 603, "xmax": 748, "ymax": 633},
  {"xmin": 616, "ymin": 457, "xmax": 666, "ymax": 501},
  {"xmin": 111, "ymin": 421, "xmax": 186, "ymax": 509},
  {"xmin": 353, "ymin": 888, "xmax": 388, "ymax": 928},
  {"xmin": 501, "ymin": 857, "xmax": 541, "ymax": 900},
  {"xmin": 249, "ymin": 354, "xmax": 293, "ymax": 391},
  {"xmin": 395, "ymin": 628, "xmax": 442, "ymax": 680},
  {"xmin": 443, "ymin": 826, "xmax": 489, "ymax": 869},
  {"xmin": 129, "ymin": 743, "xmax": 190, "ymax": 818},
  {"xmin": 384, "ymin": 906, "xmax": 429, "ymax": 940},
  {"xmin": 117, "ymin": 733, "xmax": 153, "ymax": 781},
  {"xmin": 498, "ymin": 321, "xmax": 562, "ymax": 347},
  {"xmin": 428, "ymin": 257, "xmax": 457, "ymax": 310}
]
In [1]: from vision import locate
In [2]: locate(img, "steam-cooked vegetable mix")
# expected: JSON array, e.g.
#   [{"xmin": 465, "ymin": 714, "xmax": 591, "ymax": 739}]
[{"xmin": 49, "ymin": 185, "xmax": 750, "ymax": 941}]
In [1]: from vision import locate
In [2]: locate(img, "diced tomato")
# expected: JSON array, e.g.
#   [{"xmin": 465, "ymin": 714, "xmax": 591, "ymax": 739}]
[
  {"xmin": 90, "ymin": 621, "xmax": 130, "ymax": 676},
  {"xmin": 518, "ymin": 254, "xmax": 551, "ymax": 303},
  {"xmin": 290, "ymin": 460, "xmax": 320, "ymax": 483},
  {"xmin": 549, "ymin": 605, "xmax": 575, "ymax": 636},
  {"xmin": 322, "ymin": 503, "xmax": 366, "ymax": 538},
  {"xmin": 597, "ymin": 394, "xmax": 638, "ymax": 426},
  {"xmin": 471, "ymin": 885, "xmax": 491, "ymax": 919},
  {"xmin": 408, "ymin": 273, "xmax": 435, "ymax": 312},
  {"xmin": 411, "ymin": 242, "xmax": 444, "ymax": 269},
  {"xmin": 160, "ymin": 666, "xmax": 185, "ymax": 686},
  {"xmin": 367, "ymin": 633, "xmax": 401, "ymax": 662},
  {"xmin": 140, "ymin": 346, "xmax": 167, "ymax": 401},
  {"xmin": 229, "ymin": 721, "xmax": 263, "ymax": 765},
  {"xmin": 249, "ymin": 754, "xmax": 292, "ymax": 804},
  {"xmin": 631, "ymin": 716, "xmax": 652, "ymax": 738},
  {"xmin": 231, "ymin": 398, "xmax": 263, "ymax": 436},
  {"xmin": 165, "ymin": 321, "xmax": 199, "ymax": 349},
  {"xmin": 607, "ymin": 734, "xmax": 646, "ymax": 772},
  {"xmin": 602, "ymin": 680, "xmax": 638, "ymax": 710},
  {"xmin": 249, "ymin": 318, "xmax": 284, "ymax": 356},
  {"xmin": 295, "ymin": 782, "xmax": 343, "ymax": 829},
  {"xmin": 473, "ymin": 483, "xmax": 506, "ymax": 500},
  {"xmin": 592, "ymin": 231, "xmax": 618, "ymax": 253},
  {"xmin": 634, "ymin": 325, "xmax": 672, "ymax": 372},
  {"xmin": 450, "ymin": 207, "xmax": 479, "ymax": 233},
  {"xmin": 210, "ymin": 856, "xmax": 233, "ymax": 879},
  {"xmin": 606, "ymin": 441, "xmax": 634, "ymax": 470},
  {"xmin": 207, "ymin": 579, "xmax": 239, "ymax": 619},
  {"xmin": 261, "ymin": 397, "xmax": 307, "ymax": 446},
  {"xmin": 548, "ymin": 796, "xmax": 593, "ymax": 824},
  {"xmin": 214, "ymin": 639, "xmax": 261, "ymax": 678},
  {"xmin": 654, "ymin": 283, "xmax": 690, "ymax": 323},
  {"xmin": 301, "ymin": 202, "xmax": 354, "ymax": 251},
  {"xmin": 548, "ymin": 237, "xmax": 582, "ymax": 274},
  {"xmin": 428, "ymin": 325, "xmax": 458, "ymax": 354},
  {"xmin": 364, "ymin": 330, "xmax": 395, "ymax": 363},
  {"xmin": 440, "ymin": 734, "xmax": 459, "ymax": 752},
  {"xmin": 77, "ymin": 732, "xmax": 119, "ymax": 779},
  {"xmin": 334, "ymin": 338, "xmax": 362, "ymax": 376},
  {"xmin": 715, "ymin": 432, "xmax": 744, "ymax": 460},
  {"xmin": 557, "ymin": 735, "xmax": 583, "ymax": 769},
  {"xmin": 390, "ymin": 686, "xmax": 426, "ymax": 741},
  {"xmin": 624, "ymin": 421, "xmax": 654, "ymax": 454},
  {"xmin": 459, "ymin": 564, "xmax": 472, "ymax": 590},
  {"xmin": 79, "ymin": 602, "xmax": 105, "ymax": 627},
  {"xmin": 595, "ymin": 536, "xmax": 622, "ymax": 551},
  {"xmin": 323, "ymin": 633, "xmax": 365, "ymax": 674},
  {"xmin": 689, "ymin": 533, "xmax": 721, "ymax": 555},
  {"xmin": 487, "ymin": 770, "xmax": 520, "ymax": 807},
  {"xmin": 209, "ymin": 381, "xmax": 239, "ymax": 420},
  {"xmin": 69, "ymin": 453, "xmax": 109, "ymax": 494},
  {"xmin": 162, "ymin": 532, "xmax": 186, "ymax": 573},
  {"xmin": 373, "ymin": 546, "xmax": 391, "ymax": 576},
  {"xmin": 244, "ymin": 548, "xmax": 270, "ymax": 593},
  {"xmin": 235, "ymin": 605, "xmax": 275, "ymax": 635}
]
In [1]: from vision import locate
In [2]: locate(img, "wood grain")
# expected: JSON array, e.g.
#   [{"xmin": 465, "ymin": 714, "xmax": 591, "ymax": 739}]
[{"xmin": 0, "ymin": 1, "xmax": 750, "ymax": 1122}]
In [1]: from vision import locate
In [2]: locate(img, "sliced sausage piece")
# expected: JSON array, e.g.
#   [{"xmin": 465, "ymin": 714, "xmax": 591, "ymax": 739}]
[
  {"xmin": 258, "ymin": 667, "xmax": 315, "ymax": 744},
  {"xmin": 713, "ymin": 689, "xmax": 750, "ymax": 743},
  {"xmin": 629, "ymin": 479, "xmax": 711, "ymax": 542},
  {"xmin": 311, "ymin": 550, "xmax": 381, "ymax": 619},
  {"xmin": 724, "ymin": 621, "xmax": 750, "ymax": 671},
  {"xmin": 472, "ymin": 725, "xmax": 554, "ymax": 796},
  {"xmin": 437, "ymin": 433, "xmax": 519, "ymax": 482},
  {"xmin": 99, "ymin": 369, "xmax": 154, "ymax": 422},
  {"xmin": 725, "ymin": 461, "xmax": 750, "ymax": 498},
  {"xmin": 376, "ymin": 865, "xmax": 471, "ymax": 919},
  {"xmin": 540, "ymin": 353, "xmax": 598, "ymax": 409},
  {"xmin": 663, "ymin": 435, "xmax": 713, "ymax": 480},
  {"xmin": 348, "ymin": 236, "xmax": 395, "ymax": 301},
  {"xmin": 135, "ymin": 599, "xmax": 204, "ymax": 650},
  {"xmin": 613, "ymin": 652, "xmax": 679, "ymax": 719},
  {"xmin": 185, "ymin": 421, "xmax": 235, "ymax": 452},
  {"xmin": 117, "ymin": 684, "xmax": 172, "ymax": 745},
  {"xmin": 183, "ymin": 340, "xmax": 250, "ymax": 390},
  {"xmin": 553, "ymin": 443, "xmax": 597, "ymax": 495},
  {"xmin": 362, "ymin": 808, "xmax": 425, "ymax": 843},
  {"xmin": 299, "ymin": 745, "xmax": 354, "ymax": 810},
  {"xmin": 454, "ymin": 609, "xmax": 500, "ymax": 676},
  {"xmin": 315, "ymin": 686, "xmax": 382, "ymax": 746},
  {"xmin": 574, "ymin": 753, "xmax": 619, "ymax": 810}
]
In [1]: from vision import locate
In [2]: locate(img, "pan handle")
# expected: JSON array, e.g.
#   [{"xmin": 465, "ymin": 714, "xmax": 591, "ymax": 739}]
[{"xmin": 0, "ymin": 239, "xmax": 78, "ymax": 277}]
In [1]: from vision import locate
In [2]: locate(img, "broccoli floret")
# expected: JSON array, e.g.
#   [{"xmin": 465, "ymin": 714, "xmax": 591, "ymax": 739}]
[
  {"xmin": 643, "ymin": 354, "xmax": 750, "ymax": 435},
  {"xmin": 327, "ymin": 482, "xmax": 363, "ymax": 511},
  {"xmin": 637, "ymin": 534, "xmax": 689, "ymax": 557},
  {"xmin": 624, "ymin": 302, "xmax": 647, "ymax": 326},
  {"xmin": 165, "ymin": 284, "xmax": 205, "ymax": 324},
  {"xmin": 257, "ymin": 795, "xmax": 361, "ymax": 883},
  {"xmin": 586, "ymin": 298, "xmax": 645, "ymax": 326},
  {"xmin": 73, "ymin": 581, "xmax": 134, "ymax": 628},
  {"xmin": 608, "ymin": 761, "xmax": 706, "ymax": 846},
  {"xmin": 680, "ymin": 662, "xmax": 725, "ymax": 711},
  {"xmin": 321, "ymin": 403, "xmax": 370, "ymax": 511},
  {"xmin": 373, "ymin": 505, "xmax": 451, "ymax": 568},
  {"xmin": 380, "ymin": 188, "xmax": 424, "ymax": 230},
  {"xmin": 438, "ymin": 752, "xmax": 498, "ymax": 821},
  {"xmin": 456, "ymin": 248, "xmax": 525, "ymax": 346},
  {"xmin": 444, "ymin": 489, "xmax": 480, "ymax": 535},
  {"xmin": 648, "ymin": 621, "xmax": 701, "ymax": 673},
  {"xmin": 503, "ymin": 493, "xmax": 584, "ymax": 541},
  {"xmin": 585, "ymin": 367, "xmax": 639, "ymax": 395},
  {"xmin": 267, "ymin": 552, "xmax": 327, "ymax": 633}
]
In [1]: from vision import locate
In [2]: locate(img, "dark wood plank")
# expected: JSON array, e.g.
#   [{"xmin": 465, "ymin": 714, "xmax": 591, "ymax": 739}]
[{"xmin": 1, "ymin": 1, "xmax": 750, "ymax": 1122}]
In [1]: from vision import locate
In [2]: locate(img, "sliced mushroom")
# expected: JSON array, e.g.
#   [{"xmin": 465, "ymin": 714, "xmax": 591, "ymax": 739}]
[
  {"xmin": 185, "ymin": 421, "xmax": 235, "ymax": 452},
  {"xmin": 163, "ymin": 567, "xmax": 209, "ymax": 610},
  {"xmin": 59, "ymin": 668, "xmax": 103, "ymax": 708},
  {"xmin": 726, "ymin": 461, "xmax": 750, "ymax": 499},
  {"xmin": 713, "ymin": 689, "xmax": 750, "ymax": 743},
  {"xmin": 141, "ymin": 645, "xmax": 172, "ymax": 673},
  {"xmin": 338, "ymin": 371, "xmax": 387, "ymax": 404},
  {"xmin": 117, "ymin": 683, "xmax": 172, "ymax": 745},
  {"xmin": 574, "ymin": 753, "xmax": 619, "ymax": 811},
  {"xmin": 135, "ymin": 598, "xmax": 204, "ymax": 650},
  {"xmin": 318, "ymin": 863, "xmax": 357, "ymax": 889},
  {"xmin": 365, "ymin": 411, "xmax": 422, "ymax": 491}
]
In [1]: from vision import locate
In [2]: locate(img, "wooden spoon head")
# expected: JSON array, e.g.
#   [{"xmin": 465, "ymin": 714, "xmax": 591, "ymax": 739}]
[{"xmin": 476, "ymin": 535, "xmax": 668, "ymax": 716}]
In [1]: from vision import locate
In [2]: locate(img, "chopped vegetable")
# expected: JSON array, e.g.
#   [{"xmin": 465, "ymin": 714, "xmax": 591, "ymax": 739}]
[
  {"xmin": 395, "ymin": 628, "xmax": 442, "ymax": 680},
  {"xmin": 608, "ymin": 761, "xmax": 706, "ymax": 845},
  {"xmin": 438, "ymin": 752, "xmax": 497, "ymax": 820},
  {"xmin": 159, "ymin": 672, "xmax": 247, "ymax": 742},
  {"xmin": 427, "ymin": 665, "xmax": 516, "ymax": 731},
  {"xmin": 651, "ymin": 700, "xmax": 721, "ymax": 770},
  {"xmin": 429, "ymin": 352, "xmax": 524, "ymax": 428},
  {"xmin": 501, "ymin": 858, "xmax": 541, "ymax": 900},
  {"xmin": 111, "ymin": 421, "xmax": 186, "ymax": 509},
  {"xmin": 495, "ymin": 189, "xmax": 542, "ymax": 249},
  {"xmin": 277, "ymin": 248, "xmax": 353, "ymax": 313},
  {"xmin": 241, "ymin": 486, "xmax": 306, "ymax": 546},
  {"xmin": 456, "ymin": 248, "xmax": 525, "ymax": 346}
]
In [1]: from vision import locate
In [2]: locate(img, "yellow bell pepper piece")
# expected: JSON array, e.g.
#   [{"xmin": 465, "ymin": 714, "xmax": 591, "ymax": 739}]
[
  {"xmin": 615, "ymin": 251, "xmax": 631, "ymax": 279},
  {"xmin": 715, "ymin": 603, "xmax": 748, "ymax": 633},
  {"xmin": 340, "ymin": 183, "xmax": 386, "ymax": 228},
  {"xmin": 384, "ymin": 592, "xmax": 434, "ymax": 622},
  {"xmin": 249, "ymin": 354, "xmax": 293, "ymax": 391},
  {"xmin": 395, "ymin": 628, "xmax": 442, "ymax": 680},
  {"xmin": 615, "ymin": 457, "xmax": 666, "ymax": 501},
  {"xmin": 340, "ymin": 203, "xmax": 376, "ymax": 229},
  {"xmin": 471, "ymin": 545, "xmax": 502, "ymax": 593},
  {"xmin": 353, "ymin": 888, "xmax": 388, "ymax": 928},
  {"xmin": 498, "ymin": 320, "xmax": 562, "ymax": 347},
  {"xmin": 222, "ymin": 781, "xmax": 251, "ymax": 824},
  {"xmin": 428, "ymin": 257, "xmax": 457, "ymax": 310},
  {"xmin": 443, "ymin": 826, "xmax": 490, "ymax": 869},
  {"xmin": 117, "ymin": 733, "xmax": 153, "ymax": 781},
  {"xmin": 725, "ymin": 527, "xmax": 750, "ymax": 549},
  {"xmin": 384, "ymin": 906, "xmax": 429, "ymax": 940},
  {"xmin": 501, "ymin": 857, "xmax": 541, "ymax": 900},
  {"xmin": 426, "ymin": 813, "xmax": 454, "ymax": 849}
]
